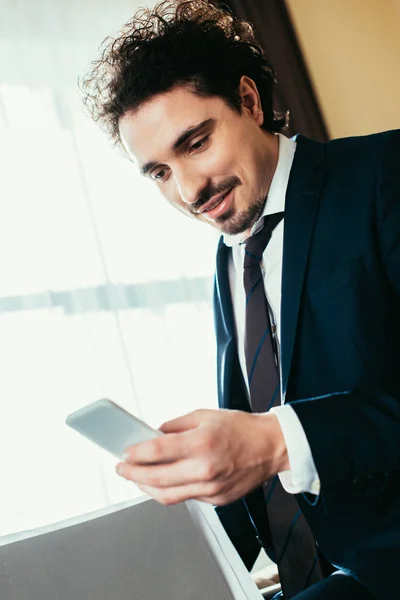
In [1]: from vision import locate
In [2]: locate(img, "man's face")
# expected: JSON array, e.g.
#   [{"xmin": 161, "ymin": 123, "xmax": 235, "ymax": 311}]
[{"xmin": 119, "ymin": 78, "xmax": 278, "ymax": 236}]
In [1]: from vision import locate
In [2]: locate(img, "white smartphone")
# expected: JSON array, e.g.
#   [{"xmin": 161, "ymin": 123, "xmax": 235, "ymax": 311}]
[{"xmin": 65, "ymin": 398, "xmax": 161, "ymax": 459}]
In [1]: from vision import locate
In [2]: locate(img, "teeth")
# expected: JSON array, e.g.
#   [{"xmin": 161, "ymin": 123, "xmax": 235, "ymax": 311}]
[{"xmin": 206, "ymin": 190, "xmax": 229, "ymax": 212}]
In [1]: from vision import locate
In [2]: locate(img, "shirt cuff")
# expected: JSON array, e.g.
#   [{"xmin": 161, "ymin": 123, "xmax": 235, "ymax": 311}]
[{"xmin": 270, "ymin": 404, "xmax": 320, "ymax": 496}]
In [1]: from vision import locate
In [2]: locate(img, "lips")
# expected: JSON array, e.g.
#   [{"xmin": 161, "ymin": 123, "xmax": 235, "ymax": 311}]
[{"xmin": 198, "ymin": 187, "xmax": 234, "ymax": 214}]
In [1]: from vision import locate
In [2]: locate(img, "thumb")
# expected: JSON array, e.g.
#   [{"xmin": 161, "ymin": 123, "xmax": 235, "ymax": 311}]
[{"xmin": 159, "ymin": 409, "xmax": 207, "ymax": 434}]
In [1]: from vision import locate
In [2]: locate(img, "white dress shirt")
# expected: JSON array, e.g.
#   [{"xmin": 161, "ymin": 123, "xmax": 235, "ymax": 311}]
[{"xmin": 223, "ymin": 133, "xmax": 320, "ymax": 496}]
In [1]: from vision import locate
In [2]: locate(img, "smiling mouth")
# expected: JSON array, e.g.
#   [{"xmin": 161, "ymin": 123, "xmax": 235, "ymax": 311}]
[{"xmin": 200, "ymin": 188, "xmax": 233, "ymax": 213}]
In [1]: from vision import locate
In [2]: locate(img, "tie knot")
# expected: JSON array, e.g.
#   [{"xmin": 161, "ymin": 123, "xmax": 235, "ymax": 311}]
[{"xmin": 244, "ymin": 212, "xmax": 284, "ymax": 268}]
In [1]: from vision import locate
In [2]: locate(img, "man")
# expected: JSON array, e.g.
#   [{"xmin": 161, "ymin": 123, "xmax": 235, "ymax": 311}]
[{"xmin": 81, "ymin": 1, "xmax": 400, "ymax": 598}]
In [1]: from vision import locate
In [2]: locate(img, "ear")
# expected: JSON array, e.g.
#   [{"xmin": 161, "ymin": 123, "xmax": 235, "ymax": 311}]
[{"xmin": 238, "ymin": 75, "xmax": 264, "ymax": 126}]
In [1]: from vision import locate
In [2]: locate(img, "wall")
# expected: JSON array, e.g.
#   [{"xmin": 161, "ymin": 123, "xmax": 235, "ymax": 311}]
[{"xmin": 286, "ymin": 0, "xmax": 400, "ymax": 138}]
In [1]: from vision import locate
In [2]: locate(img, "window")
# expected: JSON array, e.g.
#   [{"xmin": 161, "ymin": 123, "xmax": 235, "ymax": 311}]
[{"xmin": 0, "ymin": 1, "xmax": 218, "ymax": 537}]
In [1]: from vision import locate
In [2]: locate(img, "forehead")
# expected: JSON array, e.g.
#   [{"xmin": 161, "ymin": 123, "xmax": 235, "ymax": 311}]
[{"xmin": 118, "ymin": 86, "xmax": 227, "ymax": 164}]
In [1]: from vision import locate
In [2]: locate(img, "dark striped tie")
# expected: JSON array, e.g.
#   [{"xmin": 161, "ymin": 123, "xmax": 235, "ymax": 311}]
[{"xmin": 243, "ymin": 213, "xmax": 324, "ymax": 598}]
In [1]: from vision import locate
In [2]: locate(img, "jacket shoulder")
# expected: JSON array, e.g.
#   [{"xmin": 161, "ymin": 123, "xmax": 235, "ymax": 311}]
[{"xmin": 326, "ymin": 128, "xmax": 400, "ymax": 161}]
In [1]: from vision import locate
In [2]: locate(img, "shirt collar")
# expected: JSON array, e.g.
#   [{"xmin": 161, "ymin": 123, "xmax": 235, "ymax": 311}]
[{"xmin": 223, "ymin": 133, "xmax": 297, "ymax": 247}]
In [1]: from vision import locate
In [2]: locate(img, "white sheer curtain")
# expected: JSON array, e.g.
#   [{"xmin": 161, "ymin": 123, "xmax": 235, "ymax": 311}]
[{"xmin": 0, "ymin": 0, "xmax": 219, "ymax": 536}]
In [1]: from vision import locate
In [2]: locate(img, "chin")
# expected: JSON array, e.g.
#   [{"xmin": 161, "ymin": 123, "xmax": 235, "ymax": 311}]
[{"xmin": 217, "ymin": 205, "xmax": 263, "ymax": 236}]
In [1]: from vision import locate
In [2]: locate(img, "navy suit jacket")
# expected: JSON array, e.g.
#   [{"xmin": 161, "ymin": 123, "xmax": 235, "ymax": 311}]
[{"xmin": 213, "ymin": 130, "xmax": 400, "ymax": 598}]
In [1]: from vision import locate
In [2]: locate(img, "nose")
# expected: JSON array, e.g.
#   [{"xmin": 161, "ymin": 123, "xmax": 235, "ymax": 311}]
[{"xmin": 174, "ymin": 165, "xmax": 209, "ymax": 206}]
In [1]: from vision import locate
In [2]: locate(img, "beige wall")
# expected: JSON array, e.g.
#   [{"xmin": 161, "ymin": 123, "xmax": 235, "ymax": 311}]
[{"xmin": 286, "ymin": 0, "xmax": 400, "ymax": 138}]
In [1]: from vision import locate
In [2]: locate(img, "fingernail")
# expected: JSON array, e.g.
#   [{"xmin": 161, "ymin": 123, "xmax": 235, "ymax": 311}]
[{"xmin": 123, "ymin": 452, "xmax": 130, "ymax": 462}]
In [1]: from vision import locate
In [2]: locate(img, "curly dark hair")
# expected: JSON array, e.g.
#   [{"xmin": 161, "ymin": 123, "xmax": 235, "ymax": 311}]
[{"xmin": 81, "ymin": 0, "xmax": 287, "ymax": 150}]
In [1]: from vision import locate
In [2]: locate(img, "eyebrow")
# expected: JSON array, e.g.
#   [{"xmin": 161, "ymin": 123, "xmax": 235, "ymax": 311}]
[{"xmin": 140, "ymin": 118, "xmax": 215, "ymax": 176}]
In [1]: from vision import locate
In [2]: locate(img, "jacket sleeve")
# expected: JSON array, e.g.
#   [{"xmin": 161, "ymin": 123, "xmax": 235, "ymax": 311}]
[
  {"xmin": 291, "ymin": 129, "xmax": 400, "ymax": 510},
  {"xmin": 291, "ymin": 388, "xmax": 400, "ymax": 510}
]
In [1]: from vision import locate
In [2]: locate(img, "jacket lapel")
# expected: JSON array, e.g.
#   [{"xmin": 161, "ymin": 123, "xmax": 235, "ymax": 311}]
[
  {"xmin": 214, "ymin": 238, "xmax": 250, "ymax": 411},
  {"xmin": 214, "ymin": 135, "xmax": 327, "ymax": 407},
  {"xmin": 280, "ymin": 135, "xmax": 327, "ymax": 400}
]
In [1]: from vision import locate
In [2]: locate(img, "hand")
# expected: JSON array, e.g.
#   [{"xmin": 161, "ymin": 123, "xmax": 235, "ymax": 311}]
[{"xmin": 116, "ymin": 408, "xmax": 289, "ymax": 506}]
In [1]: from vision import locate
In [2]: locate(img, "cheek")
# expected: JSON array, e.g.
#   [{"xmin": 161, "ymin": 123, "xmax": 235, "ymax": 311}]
[{"xmin": 209, "ymin": 147, "xmax": 236, "ymax": 176}]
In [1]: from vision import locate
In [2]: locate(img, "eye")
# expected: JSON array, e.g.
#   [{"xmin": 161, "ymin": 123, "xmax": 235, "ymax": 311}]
[
  {"xmin": 151, "ymin": 167, "xmax": 170, "ymax": 182},
  {"xmin": 189, "ymin": 135, "xmax": 210, "ymax": 153}
]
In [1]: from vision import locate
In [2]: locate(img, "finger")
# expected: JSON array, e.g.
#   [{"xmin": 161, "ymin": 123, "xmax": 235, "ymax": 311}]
[
  {"xmin": 124, "ymin": 431, "xmax": 191, "ymax": 464},
  {"xmin": 116, "ymin": 460, "xmax": 191, "ymax": 487},
  {"xmin": 142, "ymin": 483, "xmax": 240, "ymax": 506},
  {"xmin": 116, "ymin": 462, "xmax": 242, "ymax": 506},
  {"xmin": 196, "ymin": 489, "xmax": 242, "ymax": 506},
  {"xmin": 159, "ymin": 409, "xmax": 207, "ymax": 434},
  {"xmin": 137, "ymin": 481, "xmax": 224, "ymax": 506},
  {"xmin": 116, "ymin": 457, "xmax": 221, "ymax": 488}
]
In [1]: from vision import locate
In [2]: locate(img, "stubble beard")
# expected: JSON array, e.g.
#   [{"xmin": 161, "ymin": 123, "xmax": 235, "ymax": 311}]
[{"xmin": 214, "ymin": 194, "xmax": 266, "ymax": 236}]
